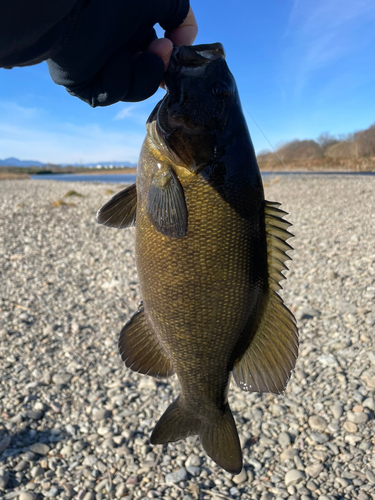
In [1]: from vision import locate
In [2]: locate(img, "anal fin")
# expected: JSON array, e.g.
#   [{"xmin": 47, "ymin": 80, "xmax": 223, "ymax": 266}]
[
  {"xmin": 119, "ymin": 306, "xmax": 174, "ymax": 378},
  {"xmin": 233, "ymin": 200, "xmax": 298, "ymax": 394},
  {"xmin": 96, "ymin": 183, "xmax": 137, "ymax": 229}
]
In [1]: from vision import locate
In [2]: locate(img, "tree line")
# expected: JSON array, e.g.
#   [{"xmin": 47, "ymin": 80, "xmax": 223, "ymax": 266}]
[{"xmin": 258, "ymin": 122, "xmax": 375, "ymax": 162}]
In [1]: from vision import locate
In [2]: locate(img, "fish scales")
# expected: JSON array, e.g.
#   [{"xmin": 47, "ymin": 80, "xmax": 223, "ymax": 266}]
[
  {"xmin": 136, "ymin": 136, "xmax": 266, "ymax": 410},
  {"xmin": 97, "ymin": 42, "xmax": 298, "ymax": 474}
]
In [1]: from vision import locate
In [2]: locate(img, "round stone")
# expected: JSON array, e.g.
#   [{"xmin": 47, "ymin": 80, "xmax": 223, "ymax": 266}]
[
  {"xmin": 330, "ymin": 402, "xmax": 343, "ymax": 419},
  {"xmin": 186, "ymin": 465, "xmax": 200, "ymax": 477},
  {"xmin": 347, "ymin": 411, "xmax": 369, "ymax": 424},
  {"xmin": 29, "ymin": 443, "xmax": 50, "ymax": 455},
  {"xmin": 343, "ymin": 421, "xmax": 357, "ymax": 433},
  {"xmin": 185, "ymin": 454, "xmax": 201, "ymax": 467},
  {"xmin": 285, "ymin": 469, "xmax": 306, "ymax": 486},
  {"xmin": 305, "ymin": 463, "xmax": 324, "ymax": 478},
  {"xmin": 83, "ymin": 492, "xmax": 95, "ymax": 500},
  {"xmin": 92, "ymin": 409, "xmax": 111, "ymax": 421},
  {"xmin": 278, "ymin": 432, "xmax": 292, "ymax": 447},
  {"xmin": 25, "ymin": 410, "xmax": 44, "ymax": 420},
  {"xmin": 232, "ymin": 468, "xmax": 248, "ymax": 484},
  {"xmin": 165, "ymin": 468, "xmax": 188, "ymax": 483},
  {"xmin": 308, "ymin": 416, "xmax": 327, "ymax": 432},
  {"xmin": 19, "ymin": 493, "xmax": 37, "ymax": 500},
  {"xmin": 52, "ymin": 373, "xmax": 72, "ymax": 385},
  {"xmin": 280, "ymin": 448, "xmax": 299, "ymax": 461}
]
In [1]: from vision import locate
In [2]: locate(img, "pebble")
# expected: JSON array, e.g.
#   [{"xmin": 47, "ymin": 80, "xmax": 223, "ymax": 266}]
[
  {"xmin": 330, "ymin": 403, "xmax": 343, "ymax": 419},
  {"xmin": 0, "ymin": 435, "xmax": 11, "ymax": 454},
  {"xmin": 186, "ymin": 465, "xmax": 200, "ymax": 476},
  {"xmin": 165, "ymin": 468, "xmax": 188, "ymax": 483},
  {"xmin": 185, "ymin": 454, "xmax": 201, "ymax": 467},
  {"xmin": 305, "ymin": 463, "xmax": 324, "ymax": 478},
  {"xmin": 92, "ymin": 409, "xmax": 111, "ymax": 421},
  {"xmin": 343, "ymin": 421, "xmax": 357, "ymax": 433},
  {"xmin": 19, "ymin": 493, "xmax": 37, "ymax": 500},
  {"xmin": 52, "ymin": 373, "xmax": 72, "ymax": 385},
  {"xmin": 14, "ymin": 460, "xmax": 29, "ymax": 472},
  {"xmin": 0, "ymin": 177, "xmax": 374, "ymax": 500},
  {"xmin": 82, "ymin": 490, "xmax": 95, "ymax": 500},
  {"xmin": 363, "ymin": 397, "xmax": 375, "ymax": 410},
  {"xmin": 280, "ymin": 448, "xmax": 299, "ymax": 461},
  {"xmin": 278, "ymin": 432, "xmax": 291, "ymax": 447},
  {"xmin": 45, "ymin": 486, "xmax": 59, "ymax": 497},
  {"xmin": 366, "ymin": 469, "xmax": 375, "ymax": 484},
  {"xmin": 347, "ymin": 410, "xmax": 369, "ymax": 424},
  {"xmin": 284, "ymin": 469, "xmax": 306, "ymax": 486},
  {"xmin": 30, "ymin": 466, "xmax": 44, "ymax": 478},
  {"xmin": 0, "ymin": 469, "xmax": 10, "ymax": 489},
  {"xmin": 308, "ymin": 416, "xmax": 327, "ymax": 432},
  {"xmin": 232, "ymin": 468, "xmax": 248, "ymax": 484},
  {"xmin": 25, "ymin": 410, "xmax": 44, "ymax": 420},
  {"xmin": 29, "ymin": 443, "xmax": 50, "ymax": 455}
]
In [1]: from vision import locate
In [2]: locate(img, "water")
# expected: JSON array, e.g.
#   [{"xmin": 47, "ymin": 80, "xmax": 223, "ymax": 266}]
[
  {"xmin": 30, "ymin": 173, "xmax": 137, "ymax": 183},
  {"xmin": 30, "ymin": 171, "xmax": 375, "ymax": 184}
]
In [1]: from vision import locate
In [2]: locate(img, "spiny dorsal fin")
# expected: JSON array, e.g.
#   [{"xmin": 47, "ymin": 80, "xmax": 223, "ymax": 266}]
[
  {"xmin": 265, "ymin": 200, "xmax": 294, "ymax": 290},
  {"xmin": 96, "ymin": 183, "xmax": 137, "ymax": 229},
  {"xmin": 119, "ymin": 306, "xmax": 174, "ymax": 379},
  {"xmin": 232, "ymin": 201, "xmax": 298, "ymax": 394}
]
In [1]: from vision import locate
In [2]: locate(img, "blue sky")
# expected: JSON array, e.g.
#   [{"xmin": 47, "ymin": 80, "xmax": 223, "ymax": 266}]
[{"xmin": 1, "ymin": 0, "xmax": 374, "ymax": 164}]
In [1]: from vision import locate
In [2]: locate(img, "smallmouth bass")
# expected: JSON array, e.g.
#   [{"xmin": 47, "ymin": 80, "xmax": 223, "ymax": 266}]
[{"xmin": 97, "ymin": 43, "xmax": 298, "ymax": 474}]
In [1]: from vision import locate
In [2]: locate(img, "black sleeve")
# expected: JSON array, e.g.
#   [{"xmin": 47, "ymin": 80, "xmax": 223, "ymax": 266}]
[
  {"xmin": 0, "ymin": 0, "xmax": 190, "ymax": 105},
  {"xmin": 0, "ymin": 0, "xmax": 83, "ymax": 67}
]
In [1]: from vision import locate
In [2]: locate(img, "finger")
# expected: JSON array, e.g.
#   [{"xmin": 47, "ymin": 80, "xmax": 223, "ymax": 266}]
[
  {"xmin": 165, "ymin": 6, "xmax": 198, "ymax": 46},
  {"xmin": 147, "ymin": 38, "xmax": 173, "ymax": 70}
]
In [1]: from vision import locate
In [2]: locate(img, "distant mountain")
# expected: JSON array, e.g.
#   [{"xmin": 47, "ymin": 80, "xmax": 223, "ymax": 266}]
[
  {"xmin": 0, "ymin": 158, "xmax": 137, "ymax": 168},
  {"xmin": 0, "ymin": 157, "xmax": 45, "ymax": 167}
]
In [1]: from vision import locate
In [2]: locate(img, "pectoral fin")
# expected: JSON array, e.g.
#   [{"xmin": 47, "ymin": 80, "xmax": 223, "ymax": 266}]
[
  {"xmin": 147, "ymin": 164, "xmax": 187, "ymax": 238},
  {"xmin": 233, "ymin": 201, "xmax": 298, "ymax": 394},
  {"xmin": 119, "ymin": 306, "xmax": 174, "ymax": 379},
  {"xmin": 96, "ymin": 183, "xmax": 137, "ymax": 228}
]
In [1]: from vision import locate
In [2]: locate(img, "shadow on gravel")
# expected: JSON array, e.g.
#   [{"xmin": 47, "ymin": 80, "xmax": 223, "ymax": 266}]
[{"xmin": 0, "ymin": 427, "xmax": 66, "ymax": 464}]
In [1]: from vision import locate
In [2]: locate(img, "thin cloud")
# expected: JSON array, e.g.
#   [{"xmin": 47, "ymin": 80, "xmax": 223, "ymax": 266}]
[
  {"xmin": 113, "ymin": 104, "xmax": 138, "ymax": 120},
  {"xmin": 0, "ymin": 100, "xmax": 39, "ymax": 120},
  {"xmin": 283, "ymin": 0, "xmax": 375, "ymax": 96}
]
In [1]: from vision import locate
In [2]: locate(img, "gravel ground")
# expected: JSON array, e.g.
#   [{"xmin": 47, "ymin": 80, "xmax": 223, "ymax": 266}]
[{"xmin": 0, "ymin": 176, "xmax": 374, "ymax": 500}]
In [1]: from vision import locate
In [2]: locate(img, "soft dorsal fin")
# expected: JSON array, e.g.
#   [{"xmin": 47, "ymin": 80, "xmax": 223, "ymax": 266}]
[
  {"xmin": 233, "ymin": 201, "xmax": 298, "ymax": 394},
  {"xmin": 147, "ymin": 163, "xmax": 187, "ymax": 238},
  {"xmin": 119, "ymin": 306, "xmax": 174, "ymax": 379},
  {"xmin": 96, "ymin": 183, "xmax": 137, "ymax": 229}
]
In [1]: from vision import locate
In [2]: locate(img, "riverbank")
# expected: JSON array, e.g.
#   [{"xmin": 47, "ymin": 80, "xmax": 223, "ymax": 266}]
[{"xmin": 0, "ymin": 177, "xmax": 374, "ymax": 499}]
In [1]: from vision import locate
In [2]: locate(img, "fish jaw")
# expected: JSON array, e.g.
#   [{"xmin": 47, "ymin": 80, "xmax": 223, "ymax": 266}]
[{"xmin": 155, "ymin": 44, "xmax": 239, "ymax": 172}]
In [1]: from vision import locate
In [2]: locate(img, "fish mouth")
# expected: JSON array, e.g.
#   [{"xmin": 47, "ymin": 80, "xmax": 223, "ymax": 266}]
[
  {"xmin": 164, "ymin": 43, "xmax": 225, "ymax": 85},
  {"xmin": 174, "ymin": 43, "xmax": 225, "ymax": 68},
  {"xmin": 159, "ymin": 43, "xmax": 227, "ymax": 134}
]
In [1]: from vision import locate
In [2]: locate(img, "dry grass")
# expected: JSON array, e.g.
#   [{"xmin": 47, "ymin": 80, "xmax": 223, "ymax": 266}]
[
  {"xmin": 51, "ymin": 200, "xmax": 76, "ymax": 207},
  {"xmin": 0, "ymin": 173, "xmax": 30, "ymax": 180},
  {"xmin": 64, "ymin": 190, "xmax": 84, "ymax": 197}
]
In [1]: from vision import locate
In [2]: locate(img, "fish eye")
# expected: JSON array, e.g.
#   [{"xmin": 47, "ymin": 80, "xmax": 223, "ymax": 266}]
[{"xmin": 212, "ymin": 83, "xmax": 232, "ymax": 97}]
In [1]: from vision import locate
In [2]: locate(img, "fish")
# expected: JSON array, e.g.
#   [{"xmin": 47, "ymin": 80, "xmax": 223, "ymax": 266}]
[{"xmin": 97, "ymin": 42, "xmax": 298, "ymax": 474}]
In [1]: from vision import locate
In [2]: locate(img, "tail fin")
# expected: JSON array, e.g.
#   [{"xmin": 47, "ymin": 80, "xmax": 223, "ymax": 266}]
[{"xmin": 150, "ymin": 398, "xmax": 242, "ymax": 474}]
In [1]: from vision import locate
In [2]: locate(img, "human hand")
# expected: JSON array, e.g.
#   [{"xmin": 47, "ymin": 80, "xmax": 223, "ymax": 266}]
[
  {"xmin": 47, "ymin": 0, "xmax": 196, "ymax": 106},
  {"xmin": 147, "ymin": 6, "xmax": 198, "ymax": 71}
]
